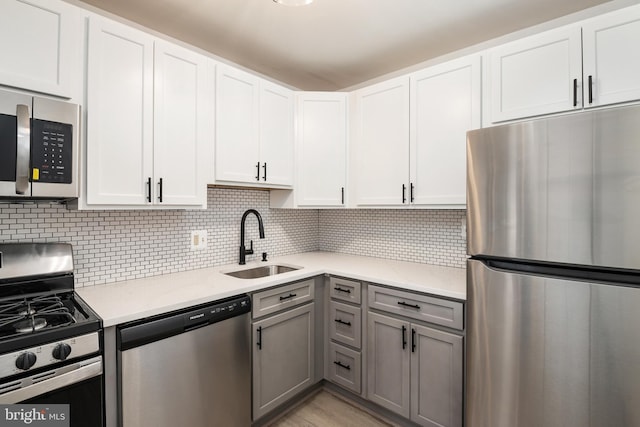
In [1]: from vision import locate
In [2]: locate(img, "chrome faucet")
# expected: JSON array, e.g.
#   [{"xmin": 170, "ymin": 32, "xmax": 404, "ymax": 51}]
[{"xmin": 239, "ymin": 209, "xmax": 265, "ymax": 265}]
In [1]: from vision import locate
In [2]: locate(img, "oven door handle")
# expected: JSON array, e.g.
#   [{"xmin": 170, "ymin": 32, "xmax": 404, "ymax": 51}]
[{"xmin": 0, "ymin": 357, "xmax": 102, "ymax": 404}]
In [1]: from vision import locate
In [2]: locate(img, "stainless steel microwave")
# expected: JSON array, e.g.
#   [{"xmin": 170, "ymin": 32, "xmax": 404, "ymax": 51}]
[{"xmin": 0, "ymin": 88, "xmax": 80, "ymax": 199}]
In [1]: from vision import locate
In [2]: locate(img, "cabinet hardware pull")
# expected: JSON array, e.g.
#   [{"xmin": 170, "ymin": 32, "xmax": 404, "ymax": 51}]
[
  {"xmin": 334, "ymin": 361, "xmax": 351, "ymax": 370},
  {"xmin": 588, "ymin": 75, "xmax": 593, "ymax": 104},
  {"xmin": 279, "ymin": 293, "xmax": 297, "ymax": 301},
  {"xmin": 398, "ymin": 301, "xmax": 420, "ymax": 310},
  {"xmin": 573, "ymin": 78, "xmax": 578, "ymax": 107},
  {"xmin": 334, "ymin": 318, "xmax": 351, "ymax": 326},
  {"xmin": 146, "ymin": 177, "xmax": 152, "ymax": 203},
  {"xmin": 412, "ymin": 328, "xmax": 416, "ymax": 353},
  {"xmin": 410, "ymin": 183, "xmax": 414, "ymax": 203},
  {"xmin": 257, "ymin": 326, "xmax": 262, "ymax": 350},
  {"xmin": 256, "ymin": 162, "xmax": 260, "ymax": 181},
  {"xmin": 341, "ymin": 187, "xmax": 344, "ymax": 205},
  {"xmin": 158, "ymin": 178, "xmax": 163, "ymax": 203},
  {"xmin": 402, "ymin": 325, "xmax": 407, "ymax": 349},
  {"xmin": 402, "ymin": 184, "xmax": 406, "ymax": 204},
  {"xmin": 334, "ymin": 286, "xmax": 351, "ymax": 294},
  {"xmin": 262, "ymin": 163, "xmax": 267, "ymax": 181},
  {"xmin": 16, "ymin": 104, "xmax": 30, "ymax": 195}
]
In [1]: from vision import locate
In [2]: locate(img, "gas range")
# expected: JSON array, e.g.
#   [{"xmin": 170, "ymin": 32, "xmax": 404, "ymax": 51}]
[{"xmin": 0, "ymin": 243, "xmax": 103, "ymax": 419}]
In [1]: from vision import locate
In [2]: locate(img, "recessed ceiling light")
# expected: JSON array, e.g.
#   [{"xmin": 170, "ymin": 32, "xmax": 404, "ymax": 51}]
[{"xmin": 273, "ymin": 0, "xmax": 313, "ymax": 6}]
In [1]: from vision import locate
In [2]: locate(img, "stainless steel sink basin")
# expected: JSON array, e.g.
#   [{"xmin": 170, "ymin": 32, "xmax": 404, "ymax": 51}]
[{"xmin": 224, "ymin": 264, "xmax": 300, "ymax": 279}]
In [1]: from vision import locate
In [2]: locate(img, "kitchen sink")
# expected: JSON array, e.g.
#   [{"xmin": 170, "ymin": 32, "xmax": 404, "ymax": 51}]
[{"xmin": 224, "ymin": 264, "xmax": 301, "ymax": 279}]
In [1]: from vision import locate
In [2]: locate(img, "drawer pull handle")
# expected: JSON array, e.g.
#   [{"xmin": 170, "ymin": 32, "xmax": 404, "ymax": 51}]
[
  {"xmin": 257, "ymin": 326, "xmax": 262, "ymax": 350},
  {"xmin": 279, "ymin": 293, "xmax": 297, "ymax": 301},
  {"xmin": 334, "ymin": 286, "xmax": 351, "ymax": 293},
  {"xmin": 334, "ymin": 361, "xmax": 351, "ymax": 371},
  {"xmin": 398, "ymin": 301, "xmax": 420, "ymax": 310},
  {"xmin": 334, "ymin": 318, "xmax": 351, "ymax": 326}
]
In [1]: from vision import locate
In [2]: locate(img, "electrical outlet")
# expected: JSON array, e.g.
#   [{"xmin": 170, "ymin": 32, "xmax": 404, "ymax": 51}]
[
  {"xmin": 190, "ymin": 230, "xmax": 208, "ymax": 250},
  {"xmin": 461, "ymin": 219, "xmax": 467, "ymax": 239}
]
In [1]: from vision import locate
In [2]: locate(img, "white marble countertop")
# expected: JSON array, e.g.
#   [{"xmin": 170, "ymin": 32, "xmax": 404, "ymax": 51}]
[{"xmin": 77, "ymin": 251, "xmax": 466, "ymax": 327}]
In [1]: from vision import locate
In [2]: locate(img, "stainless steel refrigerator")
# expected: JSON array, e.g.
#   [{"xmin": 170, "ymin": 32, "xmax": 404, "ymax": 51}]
[{"xmin": 466, "ymin": 104, "xmax": 640, "ymax": 427}]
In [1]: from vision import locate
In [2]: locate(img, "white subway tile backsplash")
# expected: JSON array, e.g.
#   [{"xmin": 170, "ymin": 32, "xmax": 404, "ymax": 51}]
[
  {"xmin": 318, "ymin": 210, "xmax": 466, "ymax": 269},
  {"xmin": 0, "ymin": 188, "xmax": 318, "ymax": 287},
  {"xmin": 0, "ymin": 188, "xmax": 466, "ymax": 287}
]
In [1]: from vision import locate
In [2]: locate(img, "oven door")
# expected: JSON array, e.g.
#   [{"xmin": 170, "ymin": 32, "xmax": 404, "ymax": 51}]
[
  {"xmin": 0, "ymin": 89, "xmax": 32, "ymax": 197},
  {"xmin": 0, "ymin": 356, "xmax": 103, "ymax": 427}
]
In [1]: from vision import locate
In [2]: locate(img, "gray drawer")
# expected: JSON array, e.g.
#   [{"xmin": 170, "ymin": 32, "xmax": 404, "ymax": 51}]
[
  {"xmin": 328, "ymin": 342, "xmax": 361, "ymax": 394},
  {"xmin": 329, "ymin": 301, "xmax": 362, "ymax": 349},
  {"xmin": 252, "ymin": 279, "xmax": 315, "ymax": 319},
  {"xmin": 329, "ymin": 276, "xmax": 362, "ymax": 304},
  {"xmin": 368, "ymin": 285, "xmax": 463, "ymax": 330}
]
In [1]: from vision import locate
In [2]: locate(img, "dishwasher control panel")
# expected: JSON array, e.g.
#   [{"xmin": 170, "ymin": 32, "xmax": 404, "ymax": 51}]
[
  {"xmin": 119, "ymin": 294, "xmax": 252, "ymax": 351},
  {"xmin": 183, "ymin": 294, "xmax": 252, "ymax": 328}
]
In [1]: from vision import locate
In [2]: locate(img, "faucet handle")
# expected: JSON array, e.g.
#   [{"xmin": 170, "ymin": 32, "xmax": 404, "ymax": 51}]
[{"xmin": 246, "ymin": 240, "xmax": 254, "ymax": 255}]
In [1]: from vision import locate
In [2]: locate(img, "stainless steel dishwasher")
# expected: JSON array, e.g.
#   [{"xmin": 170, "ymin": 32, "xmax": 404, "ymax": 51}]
[{"xmin": 117, "ymin": 294, "xmax": 251, "ymax": 427}]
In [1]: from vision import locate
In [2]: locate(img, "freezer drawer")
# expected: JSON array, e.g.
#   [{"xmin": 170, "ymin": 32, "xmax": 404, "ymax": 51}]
[{"xmin": 467, "ymin": 259, "xmax": 640, "ymax": 427}]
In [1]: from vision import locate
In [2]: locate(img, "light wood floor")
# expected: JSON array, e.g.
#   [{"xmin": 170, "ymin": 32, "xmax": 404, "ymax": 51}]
[{"xmin": 267, "ymin": 390, "xmax": 393, "ymax": 427}]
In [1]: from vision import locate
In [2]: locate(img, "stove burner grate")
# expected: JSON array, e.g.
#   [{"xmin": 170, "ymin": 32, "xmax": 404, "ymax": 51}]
[{"xmin": 0, "ymin": 294, "xmax": 78, "ymax": 339}]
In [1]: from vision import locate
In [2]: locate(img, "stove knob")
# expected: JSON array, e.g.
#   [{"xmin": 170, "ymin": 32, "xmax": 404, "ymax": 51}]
[
  {"xmin": 15, "ymin": 352, "xmax": 37, "ymax": 370},
  {"xmin": 52, "ymin": 343, "xmax": 72, "ymax": 361}
]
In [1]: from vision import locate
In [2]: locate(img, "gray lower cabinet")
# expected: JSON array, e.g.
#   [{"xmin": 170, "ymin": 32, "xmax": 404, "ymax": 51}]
[
  {"xmin": 367, "ymin": 312, "xmax": 411, "ymax": 417},
  {"xmin": 368, "ymin": 312, "xmax": 463, "ymax": 427},
  {"xmin": 252, "ymin": 302, "xmax": 315, "ymax": 420}
]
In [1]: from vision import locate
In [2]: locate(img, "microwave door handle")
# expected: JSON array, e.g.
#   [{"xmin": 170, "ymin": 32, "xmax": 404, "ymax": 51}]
[{"xmin": 15, "ymin": 104, "xmax": 30, "ymax": 195}]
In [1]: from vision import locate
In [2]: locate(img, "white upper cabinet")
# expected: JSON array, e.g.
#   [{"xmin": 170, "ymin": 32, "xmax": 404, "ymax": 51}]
[
  {"xmin": 0, "ymin": 0, "xmax": 84, "ymax": 99},
  {"xmin": 86, "ymin": 15, "xmax": 210, "ymax": 208},
  {"xmin": 259, "ymin": 82, "xmax": 294, "ymax": 186},
  {"xmin": 153, "ymin": 40, "xmax": 211, "ymax": 206},
  {"xmin": 485, "ymin": 4, "xmax": 640, "ymax": 124},
  {"xmin": 296, "ymin": 92, "xmax": 348, "ymax": 207},
  {"xmin": 215, "ymin": 64, "xmax": 294, "ymax": 187},
  {"xmin": 352, "ymin": 56, "xmax": 479, "ymax": 209},
  {"xmin": 582, "ymin": 5, "xmax": 640, "ymax": 108},
  {"xmin": 86, "ymin": 16, "xmax": 154, "ymax": 206},
  {"xmin": 215, "ymin": 65, "xmax": 260, "ymax": 183},
  {"xmin": 353, "ymin": 77, "xmax": 410, "ymax": 207},
  {"xmin": 486, "ymin": 25, "xmax": 582, "ymax": 124},
  {"xmin": 410, "ymin": 56, "xmax": 481, "ymax": 207}
]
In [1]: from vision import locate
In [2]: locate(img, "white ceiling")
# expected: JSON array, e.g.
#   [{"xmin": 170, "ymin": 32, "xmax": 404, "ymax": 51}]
[{"xmin": 77, "ymin": 0, "xmax": 616, "ymax": 90}]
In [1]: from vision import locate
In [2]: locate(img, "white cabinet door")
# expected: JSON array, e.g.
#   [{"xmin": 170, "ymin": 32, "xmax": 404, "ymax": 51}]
[
  {"xmin": 487, "ymin": 25, "xmax": 582, "ymax": 123},
  {"xmin": 583, "ymin": 5, "xmax": 640, "ymax": 108},
  {"xmin": 86, "ymin": 16, "xmax": 154, "ymax": 205},
  {"xmin": 215, "ymin": 64, "xmax": 260, "ymax": 184},
  {"xmin": 259, "ymin": 82, "xmax": 294, "ymax": 186},
  {"xmin": 410, "ymin": 55, "xmax": 480, "ymax": 207},
  {"xmin": 354, "ymin": 77, "xmax": 410, "ymax": 206},
  {"xmin": 0, "ymin": 0, "xmax": 83, "ymax": 99},
  {"xmin": 296, "ymin": 92, "xmax": 348, "ymax": 206},
  {"xmin": 153, "ymin": 41, "xmax": 211, "ymax": 206}
]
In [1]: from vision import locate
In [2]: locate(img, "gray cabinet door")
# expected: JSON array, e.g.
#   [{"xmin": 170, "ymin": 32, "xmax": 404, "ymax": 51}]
[
  {"xmin": 367, "ymin": 312, "xmax": 410, "ymax": 418},
  {"xmin": 410, "ymin": 324, "xmax": 463, "ymax": 427},
  {"xmin": 252, "ymin": 303, "xmax": 315, "ymax": 420}
]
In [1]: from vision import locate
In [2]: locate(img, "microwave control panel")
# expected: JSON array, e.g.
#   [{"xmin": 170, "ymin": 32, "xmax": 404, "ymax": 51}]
[{"xmin": 30, "ymin": 119, "xmax": 73, "ymax": 184}]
